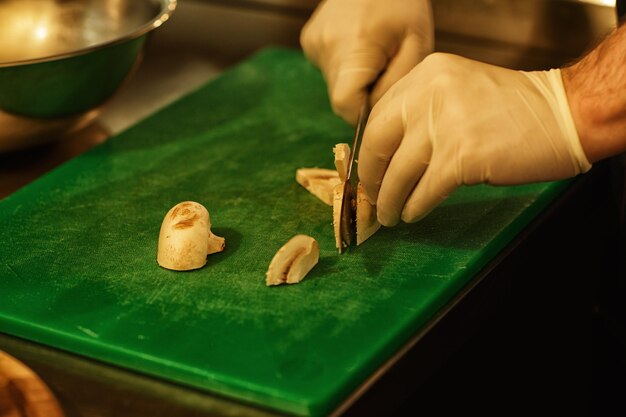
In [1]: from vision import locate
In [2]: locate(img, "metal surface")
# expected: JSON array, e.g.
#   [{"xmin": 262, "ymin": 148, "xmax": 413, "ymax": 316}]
[
  {"xmin": 432, "ymin": 0, "xmax": 616, "ymax": 69},
  {"xmin": 0, "ymin": 122, "xmax": 109, "ymax": 199},
  {"xmin": 0, "ymin": 0, "xmax": 176, "ymax": 152},
  {"xmin": 0, "ymin": 0, "xmax": 174, "ymax": 65},
  {"xmin": 194, "ymin": 0, "xmax": 615, "ymax": 70},
  {"xmin": 195, "ymin": 0, "xmax": 318, "ymax": 17}
]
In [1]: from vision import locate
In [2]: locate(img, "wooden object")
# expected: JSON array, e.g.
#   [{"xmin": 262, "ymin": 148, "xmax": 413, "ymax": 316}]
[{"xmin": 0, "ymin": 351, "xmax": 65, "ymax": 417}]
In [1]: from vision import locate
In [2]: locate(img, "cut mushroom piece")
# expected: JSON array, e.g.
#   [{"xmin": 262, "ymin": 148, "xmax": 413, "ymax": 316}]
[
  {"xmin": 333, "ymin": 143, "xmax": 351, "ymax": 182},
  {"xmin": 266, "ymin": 235, "xmax": 319, "ymax": 286},
  {"xmin": 157, "ymin": 201, "xmax": 225, "ymax": 271},
  {"xmin": 207, "ymin": 233, "xmax": 226, "ymax": 255},
  {"xmin": 356, "ymin": 182, "xmax": 381, "ymax": 245},
  {"xmin": 296, "ymin": 168, "xmax": 342, "ymax": 206},
  {"xmin": 332, "ymin": 182, "xmax": 345, "ymax": 252}
]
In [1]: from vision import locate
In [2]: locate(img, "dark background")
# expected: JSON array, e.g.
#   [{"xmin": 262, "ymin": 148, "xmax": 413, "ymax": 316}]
[{"xmin": 336, "ymin": 159, "xmax": 626, "ymax": 417}]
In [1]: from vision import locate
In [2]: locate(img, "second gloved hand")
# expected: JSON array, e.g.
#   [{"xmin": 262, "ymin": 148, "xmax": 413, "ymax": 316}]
[
  {"xmin": 300, "ymin": 0, "xmax": 433, "ymax": 124},
  {"xmin": 358, "ymin": 53, "xmax": 592, "ymax": 226}
]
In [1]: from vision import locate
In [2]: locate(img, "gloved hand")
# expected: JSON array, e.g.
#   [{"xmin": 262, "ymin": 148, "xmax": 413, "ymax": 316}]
[
  {"xmin": 300, "ymin": 0, "xmax": 434, "ymax": 124},
  {"xmin": 358, "ymin": 53, "xmax": 592, "ymax": 226}
]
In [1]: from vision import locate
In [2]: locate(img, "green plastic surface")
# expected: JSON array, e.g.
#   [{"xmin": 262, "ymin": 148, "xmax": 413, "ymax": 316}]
[{"xmin": 0, "ymin": 48, "xmax": 570, "ymax": 416}]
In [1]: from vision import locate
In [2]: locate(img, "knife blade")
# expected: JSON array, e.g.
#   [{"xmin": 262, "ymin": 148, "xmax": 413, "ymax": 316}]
[{"xmin": 338, "ymin": 101, "xmax": 370, "ymax": 253}]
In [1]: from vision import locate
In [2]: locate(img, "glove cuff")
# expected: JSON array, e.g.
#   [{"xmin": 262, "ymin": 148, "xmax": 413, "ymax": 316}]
[{"xmin": 548, "ymin": 68, "xmax": 593, "ymax": 174}]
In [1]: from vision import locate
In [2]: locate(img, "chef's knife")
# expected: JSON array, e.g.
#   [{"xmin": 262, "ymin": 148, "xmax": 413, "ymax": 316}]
[{"xmin": 338, "ymin": 101, "xmax": 370, "ymax": 253}]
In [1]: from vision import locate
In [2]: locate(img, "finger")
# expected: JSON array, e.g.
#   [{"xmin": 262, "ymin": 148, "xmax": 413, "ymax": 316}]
[
  {"xmin": 376, "ymin": 126, "xmax": 432, "ymax": 226},
  {"xmin": 299, "ymin": 20, "xmax": 312, "ymax": 53},
  {"xmin": 400, "ymin": 155, "xmax": 458, "ymax": 223},
  {"xmin": 298, "ymin": 7, "xmax": 325, "ymax": 65},
  {"xmin": 357, "ymin": 87, "xmax": 406, "ymax": 202},
  {"xmin": 370, "ymin": 33, "xmax": 427, "ymax": 105},
  {"xmin": 328, "ymin": 43, "xmax": 388, "ymax": 124}
]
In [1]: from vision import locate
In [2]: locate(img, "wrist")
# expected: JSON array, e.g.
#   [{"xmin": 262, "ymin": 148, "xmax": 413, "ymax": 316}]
[
  {"xmin": 561, "ymin": 64, "xmax": 596, "ymax": 162},
  {"xmin": 561, "ymin": 26, "xmax": 626, "ymax": 163},
  {"xmin": 561, "ymin": 63, "xmax": 605, "ymax": 163}
]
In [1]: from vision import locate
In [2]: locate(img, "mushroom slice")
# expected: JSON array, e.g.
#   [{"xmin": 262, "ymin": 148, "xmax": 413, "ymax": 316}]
[
  {"xmin": 333, "ymin": 143, "xmax": 351, "ymax": 182},
  {"xmin": 266, "ymin": 235, "xmax": 319, "ymax": 286},
  {"xmin": 332, "ymin": 182, "xmax": 345, "ymax": 252},
  {"xmin": 157, "ymin": 201, "xmax": 225, "ymax": 271},
  {"xmin": 296, "ymin": 168, "xmax": 342, "ymax": 206},
  {"xmin": 356, "ymin": 182, "xmax": 381, "ymax": 245}
]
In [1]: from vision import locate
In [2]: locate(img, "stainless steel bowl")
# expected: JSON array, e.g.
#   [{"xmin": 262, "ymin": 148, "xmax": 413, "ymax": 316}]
[{"xmin": 0, "ymin": 0, "xmax": 177, "ymax": 152}]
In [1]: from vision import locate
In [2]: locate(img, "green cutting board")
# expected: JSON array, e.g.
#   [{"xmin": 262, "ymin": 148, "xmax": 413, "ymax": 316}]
[{"xmin": 0, "ymin": 48, "xmax": 570, "ymax": 416}]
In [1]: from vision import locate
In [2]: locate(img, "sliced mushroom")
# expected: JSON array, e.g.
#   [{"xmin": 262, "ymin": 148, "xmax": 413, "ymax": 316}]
[
  {"xmin": 333, "ymin": 143, "xmax": 350, "ymax": 182},
  {"xmin": 295, "ymin": 168, "xmax": 342, "ymax": 206},
  {"xmin": 266, "ymin": 235, "xmax": 319, "ymax": 286},
  {"xmin": 332, "ymin": 182, "xmax": 345, "ymax": 252},
  {"xmin": 157, "ymin": 201, "xmax": 225, "ymax": 271},
  {"xmin": 356, "ymin": 182, "xmax": 381, "ymax": 245}
]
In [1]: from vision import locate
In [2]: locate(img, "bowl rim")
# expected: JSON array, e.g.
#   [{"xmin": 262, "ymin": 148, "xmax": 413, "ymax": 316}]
[{"xmin": 0, "ymin": 0, "xmax": 177, "ymax": 68}]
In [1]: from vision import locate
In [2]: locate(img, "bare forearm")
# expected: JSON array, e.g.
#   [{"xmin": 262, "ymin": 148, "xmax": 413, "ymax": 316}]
[{"xmin": 562, "ymin": 22, "xmax": 626, "ymax": 163}]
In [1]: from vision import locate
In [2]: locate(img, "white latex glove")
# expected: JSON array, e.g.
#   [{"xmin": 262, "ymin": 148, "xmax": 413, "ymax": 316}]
[
  {"xmin": 358, "ymin": 53, "xmax": 592, "ymax": 226},
  {"xmin": 300, "ymin": 0, "xmax": 434, "ymax": 124}
]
